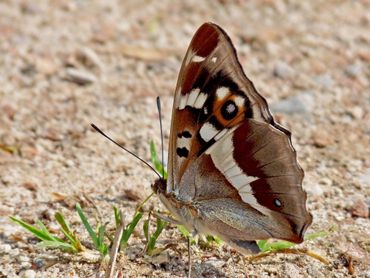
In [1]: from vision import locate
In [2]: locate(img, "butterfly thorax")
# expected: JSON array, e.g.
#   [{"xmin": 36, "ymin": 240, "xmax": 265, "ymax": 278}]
[
  {"xmin": 152, "ymin": 178, "xmax": 202, "ymax": 233},
  {"xmin": 152, "ymin": 178, "xmax": 191, "ymax": 210}
]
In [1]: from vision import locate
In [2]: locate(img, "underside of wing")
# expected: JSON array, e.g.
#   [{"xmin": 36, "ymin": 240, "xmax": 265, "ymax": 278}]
[
  {"xmin": 166, "ymin": 23, "xmax": 312, "ymax": 244},
  {"xmin": 195, "ymin": 119, "xmax": 312, "ymax": 243},
  {"xmin": 167, "ymin": 23, "xmax": 279, "ymax": 192}
]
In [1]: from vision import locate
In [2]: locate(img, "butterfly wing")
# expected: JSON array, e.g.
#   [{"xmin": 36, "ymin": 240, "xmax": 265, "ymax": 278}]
[
  {"xmin": 190, "ymin": 119, "xmax": 311, "ymax": 245},
  {"xmin": 168, "ymin": 22, "xmax": 274, "ymax": 192},
  {"xmin": 166, "ymin": 22, "xmax": 312, "ymax": 245}
]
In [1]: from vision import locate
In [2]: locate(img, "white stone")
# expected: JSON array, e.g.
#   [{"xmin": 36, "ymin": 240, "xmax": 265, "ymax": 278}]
[
  {"xmin": 0, "ymin": 244, "xmax": 12, "ymax": 253},
  {"xmin": 21, "ymin": 270, "xmax": 36, "ymax": 278}
]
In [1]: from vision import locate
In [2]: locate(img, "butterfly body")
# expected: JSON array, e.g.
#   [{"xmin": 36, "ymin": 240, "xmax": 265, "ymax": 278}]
[{"xmin": 153, "ymin": 22, "xmax": 312, "ymax": 254}]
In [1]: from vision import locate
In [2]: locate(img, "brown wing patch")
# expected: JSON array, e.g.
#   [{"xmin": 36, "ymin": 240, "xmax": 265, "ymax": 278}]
[
  {"xmin": 181, "ymin": 62, "xmax": 203, "ymax": 95},
  {"xmin": 232, "ymin": 120, "xmax": 312, "ymax": 241},
  {"xmin": 190, "ymin": 23, "xmax": 219, "ymax": 57}
]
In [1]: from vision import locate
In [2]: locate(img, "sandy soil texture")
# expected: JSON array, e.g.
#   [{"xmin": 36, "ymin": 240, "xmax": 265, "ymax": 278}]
[{"xmin": 0, "ymin": 1, "xmax": 369, "ymax": 277}]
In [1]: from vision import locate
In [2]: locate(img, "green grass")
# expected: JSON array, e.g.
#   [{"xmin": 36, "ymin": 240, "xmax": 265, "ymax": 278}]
[
  {"xmin": 10, "ymin": 204, "xmax": 143, "ymax": 256},
  {"xmin": 120, "ymin": 212, "xmax": 143, "ymax": 249},
  {"xmin": 10, "ymin": 140, "xmax": 330, "ymax": 264},
  {"xmin": 75, "ymin": 203, "xmax": 108, "ymax": 255},
  {"xmin": 143, "ymin": 215, "xmax": 168, "ymax": 255},
  {"xmin": 150, "ymin": 141, "xmax": 167, "ymax": 179},
  {"xmin": 10, "ymin": 214, "xmax": 84, "ymax": 253},
  {"xmin": 257, "ymin": 230, "xmax": 329, "ymax": 253}
]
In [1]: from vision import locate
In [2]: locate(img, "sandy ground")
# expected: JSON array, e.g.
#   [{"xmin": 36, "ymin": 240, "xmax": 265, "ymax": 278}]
[{"xmin": 0, "ymin": 0, "xmax": 369, "ymax": 277}]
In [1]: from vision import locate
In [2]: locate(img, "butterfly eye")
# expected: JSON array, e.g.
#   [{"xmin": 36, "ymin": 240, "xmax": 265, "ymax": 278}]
[
  {"xmin": 221, "ymin": 100, "xmax": 238, "ymax": 120},
  {"xmin": 273, "ymin": 198, "xmax": 282, "ymax": 208}
]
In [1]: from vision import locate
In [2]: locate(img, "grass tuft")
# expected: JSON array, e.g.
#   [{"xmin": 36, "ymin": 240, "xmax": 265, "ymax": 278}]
[
  {"xmin": 10, "ymin": 215, "xmax": 83, "ymax": 253},
  {"xmin": 76, "ymin": 203, "xmax": 108, "ymax": 255},
  {"xmin": 9, "ymin": 139, "xmax": 331, "ymax": 266}
]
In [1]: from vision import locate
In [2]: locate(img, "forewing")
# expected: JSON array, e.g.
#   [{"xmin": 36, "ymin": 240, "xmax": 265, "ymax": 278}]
[{"xmin": 167, "ymin": 23, "xmax": 275, "ymax": 193}]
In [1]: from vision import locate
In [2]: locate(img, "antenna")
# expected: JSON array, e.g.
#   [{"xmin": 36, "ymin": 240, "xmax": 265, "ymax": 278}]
[
  {"xmin": 91, "ymin": 123, "xmax": 161, "ymax": 179},
  {"xmin": 156, "ymin": 96, "xmax": 165, "ymax": 178}
]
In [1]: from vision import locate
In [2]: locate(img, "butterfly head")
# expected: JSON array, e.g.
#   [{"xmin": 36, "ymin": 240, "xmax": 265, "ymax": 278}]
[{"xmin": 152, "ymin": 177, "xmax": 167, "ymax": 195}]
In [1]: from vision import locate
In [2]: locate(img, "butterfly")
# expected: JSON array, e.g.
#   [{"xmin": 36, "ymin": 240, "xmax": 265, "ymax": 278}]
[{"xmin": 152, "ymin": 22, "xmax": 312, "ymax": 256}]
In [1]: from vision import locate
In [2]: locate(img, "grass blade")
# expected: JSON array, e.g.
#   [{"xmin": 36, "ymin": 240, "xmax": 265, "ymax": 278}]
[
  {"xmin": 10, "ymin": 217, "xmax": 78, "ymax": 252},
  {"xmin": 113, "ymin": 206, "xmax": 121, "ymax": 228},
  {"xmin": 150, "ymin": 141, "xmax": 167, "ymax": 179},
  {"xmin": 55, "ymin": 212, "xmax": 72, "ymax": 235},
  {"xmin": 205, "ymin": 235, "xmax": 223, "ymax": 245},
  {"xmin": 146, "ymin": 217, "xmax": 167, "ymax": 255},
  {"xmin": 263, "ymin": 240, "xmax": 296, "ymax": 252},
  {"xmin": 304, "ymin": 230, "xmax": 329, "ymax": 241},
  {"xmin": 177, "ymin": 225, "xmax": 196, "ymax": 245},
  {"xmin": 36, "ymin": 220, "xmax": 63, "ymax": 242},
  {"xmin": 97, "ymin": 225, "xmax": 108, "ymax": 255},
  {"xmin": 76, "ymin": 203, "xmax": 99, "ymax": 248},
  {"xmin": 257, "ymin": 229, "xmax": 330, "ymax": 252},
  {"xmin": 257, "ymin": 240, "xmax": 267, "ymax": 251},
  {"xmin": 10, "ymin": 217, "xmax": 55, "ymax": 242},
  {"xmin": 55, "ymin": 213, "xmax": 77, "ymax": 244},
  {"xmin": 55, "ymin": 212, "xmax": 84, "ymax": 252},
  {"xmin": 121, "ymin": 212, "xmax": 143, "ymax": 248}
]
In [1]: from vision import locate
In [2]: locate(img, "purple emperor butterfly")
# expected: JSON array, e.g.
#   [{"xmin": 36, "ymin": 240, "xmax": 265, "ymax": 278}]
[{"xmin": 152, "ymin": 22, "xmax": 312, "ymax": 254}]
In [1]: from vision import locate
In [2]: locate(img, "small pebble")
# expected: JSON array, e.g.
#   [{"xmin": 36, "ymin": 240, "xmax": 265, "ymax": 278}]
[
  {"xmin": 21, "ymin": 262, "xmax": 32, "ymax": 269},
  {"xmin": 33, "ymin": 258, "xmax": 45, "ymax": 269},
  {"xmin": 312, "ymin": 130, "xmax": 333, "ymax": 148},
  {"xmin": 347, "ymin": 106, "xmax": 364, "ymax": 120},
  {"xmin": 271, "ymin": 91, "xmax": 315, "ymax": 115},
  {"xmin": 2, "ymin": 105, "xmax": 16, "ymax": 120},
  {"xmin": 17, "ymin": 255, "xmax": 31, "ymax": 263},
  {"xmin": 76, "ymin": 47, "xmax": 104, "ymax": 70},
  {"xmin": 358, "ymin": 169, "xmax": 370, "ymax": 184},
  {"xmin": 64, "ymin": 68, "xmax": 97, "ymax": 85},
  {"xmin": 145, "ymin": 252, "xmax": 170, "ymax": 265},
  {"xmin": 314, "ymin": 74, "xmax": 333, "ymax": 87},
  {"xmin": 273, "ymin": 61, "xmax": 294, "ymax": 79},
  {"xmin": 350, "ymin": 198, "xmax": 369, "ymax": 218},
  {"xmin": 35, "ymin": 57, "xmax": 57, "ymax": 75},
  {"xmin": 319, "ymin": 177, "xmax": 333, "ymax": 187},
  {"xmin": 306, "ymin": 183, "xmax": 324, "ymax": 196},
  {"xmin": 9, "ymin": 248, "xmax": 20, "ymax": 257},
  {"xmin": 358, "ymin": 51, "xmax": 370, "ymax": 63},
  {"xmin": 0, "ymin": 244, "xmax": 12, "ymax": 253},
  {"xmin": 205, "ymin": 258, "xmax": 226, "ymax": 268},
  {"xmin": 20, "ymin": 270, "xmax": 36, "ymax": 278},
  {"xmin": 284, "ymin": 262, "xmax": 304, "ymax": 278},
  {"xmin": 345, "ymin": 64, "xmax": 362, "ymax": 78}
]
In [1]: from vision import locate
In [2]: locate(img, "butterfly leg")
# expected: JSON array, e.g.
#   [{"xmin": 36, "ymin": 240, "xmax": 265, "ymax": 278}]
[
  {"xmin": 152, "ymin": 211, "xmax": 182, "ymax": 225},
  {"xmin": 153, "ymin": 211, "xmax": 193, "ymax": 277}
]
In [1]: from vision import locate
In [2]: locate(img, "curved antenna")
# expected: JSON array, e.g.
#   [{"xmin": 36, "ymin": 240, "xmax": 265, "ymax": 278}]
[
  {"xmin": 91, "ymin": 123, "xmax": 161, "ymax": 179},
  {"xmin": 156, "ymin": 96, "xmax": 165, "ymax": 178}
]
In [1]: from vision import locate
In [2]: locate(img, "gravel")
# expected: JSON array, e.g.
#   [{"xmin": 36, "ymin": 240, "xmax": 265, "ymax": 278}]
[
  {"xmin": 273, "ymin": 61, "xmax": 294, "ymax": 79},
  {"xmin": 1, "ymin": 0, "xmax": 369, "ymax": 277},
  {"xmin": 270, "ymin": 91, "xmax": 315, "ymax": 115}
]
